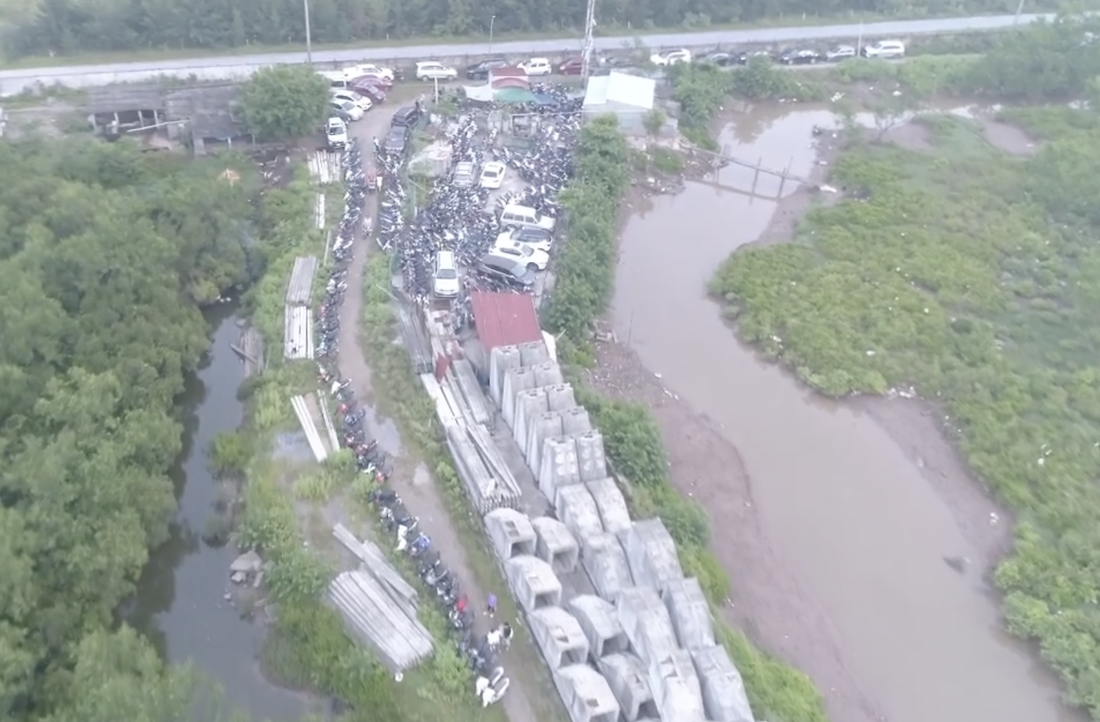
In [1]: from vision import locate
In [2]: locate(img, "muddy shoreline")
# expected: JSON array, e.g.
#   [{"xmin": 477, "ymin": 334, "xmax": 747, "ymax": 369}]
[{"xmin": 586, "ymin": 118, "xmax": 1031, "ymax": 722}]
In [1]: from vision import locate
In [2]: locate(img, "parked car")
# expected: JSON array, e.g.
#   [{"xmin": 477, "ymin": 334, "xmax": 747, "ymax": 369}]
[
  {"xmin": 700, "ymin": 50, "xmax": 737, "ymax": 66},
  {"xmin": 825, "ymin": 45, "xmax": 857, "ymax": 61},
  {"xmin": 778, "ymin": 48, "xmax": 823, "ymax": 65},
  {"xmin": 558, "ymin": 57, "xmax": 584, "ymax": 75},
  {"xmin": 325, "ymin": 117, "xmax": 348, "ymax": 149},
  {"xmin": 479, "ymin": 253, "xmax": 536, "ymax": 289},
  {"xmin": 348, "ymin": 77, "xmax": 388, "ymax": 103},
  {"xmin": 736, "ymin": 49, "xmax": 773, "ymax": 64},
  {"xmin": 490, "ymin": 239, "xmax": 549, "ymax": 271},
  {"xmin": 452, "ymin": 161, "xmax": 477, "ymax": 187},
  {"xmin": 331, "ymin": 89, "xmax": 372, "ymax": 112},
  {"xmin": 433, "ymin": 250, "xmax": 461, "ymax": 298},
  {"xmin": 496, "ymin": 227, "xmax": 552, "ymax": 253},
  {"xmin": 329, "ymin": 98, "xmax": 363, "ymax": 121},
  {"xmin": 862, "ymin": 40, "xmax": 906, "ymax": 59},
  {"xmin": 518, "ymin": 58, "xmax": 552, "ymax": 76},
  {"xmin": 649, "ymin": 49, "xmax": 691, "ymax": 66},
  {"xmin": 391, "ymin": 105, "xmax": 423, "ymax": 128},
  {"xmin": 466, "ymin": 57, "xmax": 509, "ymax": 79},
  {"xmin": 500, "ymin": 202, "xmax": 555, "ymax": 231},
  {"xmin": 598, "ymin": 55, "xmax": 633, "ymax": 68},
  {"xmin": 346, "ymin": 63, "xmax": 394, "ymax": 81},
  {"xmin": 415, "ymin": 61, "xmax": 458, "ymax": 80},
  {"xmin": 479, "ymin": 161, "xmax": 506, "ymax": 189},
  {"xmin": 383, "ymin": 126, "xmax": 410, "ymax": 154}
]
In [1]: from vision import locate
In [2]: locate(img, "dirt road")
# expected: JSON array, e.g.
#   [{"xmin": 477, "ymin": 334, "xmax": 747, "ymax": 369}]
[{"xmin": 339, "ymin": 107, "xmax": 538, "ymax": 722}]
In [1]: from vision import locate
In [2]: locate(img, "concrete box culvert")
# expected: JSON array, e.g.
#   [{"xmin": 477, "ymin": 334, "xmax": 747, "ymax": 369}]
[
  {"xmin": 485, "ymin": 507, "xmax": 537, "ymax": 560},
  {"xmin": 529, "ymin": 606, "xmax": 591, "ymax": 669},
  {"xmin": 531, "ymin": 516, "xmax": 580, "ymax": 574},
  {"xmin": 567, "ymin": 594, "xmax": 629, "ymax": 660},
  {"xmin": 539, "ymin": 435, "xmax": 580, "ymax": 500},
  {"xmin": 504, "ymin": 554, "xmax": 563, "ymax": 612}
]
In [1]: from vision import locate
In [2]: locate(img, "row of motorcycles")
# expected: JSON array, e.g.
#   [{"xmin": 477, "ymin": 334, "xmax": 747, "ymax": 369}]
[
  {"xmin": 314, "ymin": 139, "xmax": 392, "ymax": 480},
  {"xmin": 376, "ymin": 92, "xmax": 583, "ymax": 304},
  {"xmin": 322, "ymin": 116, "xmax": 511, "ymax": 708},
  {"xmin": 366, "ymin": 481, "xmax": 515, "ymax": 707}
]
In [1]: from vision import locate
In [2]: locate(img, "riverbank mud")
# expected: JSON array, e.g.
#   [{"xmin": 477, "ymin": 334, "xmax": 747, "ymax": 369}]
[{"xmin": 586, "ymin": 103, "xmax": 1081, "ymax": 722}]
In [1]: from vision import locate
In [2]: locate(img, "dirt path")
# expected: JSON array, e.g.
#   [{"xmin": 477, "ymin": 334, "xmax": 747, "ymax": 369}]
[{"xmin": 339, "ymin": 112, "xmax": 538, "ymax": 722}]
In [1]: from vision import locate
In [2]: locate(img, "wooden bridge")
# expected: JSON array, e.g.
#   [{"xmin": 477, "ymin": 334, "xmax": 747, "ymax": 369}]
[{"xmin": 689, "ymin": 145, "xmax": 809, "ymax": 200}]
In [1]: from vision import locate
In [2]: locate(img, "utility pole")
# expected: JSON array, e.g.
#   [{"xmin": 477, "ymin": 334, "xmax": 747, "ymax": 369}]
[
  {"xmin": 489, "ymin": 15, "xmax": 496, "ymax": 56},
  {"xmin": 303, "ymin": 0, "xmax": 313, "ymax": 63},
  {"xmin": 1014, "ymin": 0, "xmax": 1024, "ymax": 25},
  {"xmin": 581, "ymin": 0, "xmax": 596, "ymax": 82}
]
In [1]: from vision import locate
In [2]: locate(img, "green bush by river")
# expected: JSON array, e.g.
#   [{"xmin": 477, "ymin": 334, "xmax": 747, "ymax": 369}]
[{"xmin": 710, "ymin": 100, "xmax": 1100, "ymax": 715}]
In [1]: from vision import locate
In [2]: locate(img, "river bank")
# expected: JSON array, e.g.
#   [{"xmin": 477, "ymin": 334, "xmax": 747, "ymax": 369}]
[{"xmin": 584, "ymin": 103, "xmax": 1083, "ymax": 722}]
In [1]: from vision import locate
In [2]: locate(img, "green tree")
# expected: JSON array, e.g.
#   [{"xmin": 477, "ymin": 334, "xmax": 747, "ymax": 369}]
[{"xmin": 239, "ymin": 64, "xmax": 330, "ymax": 141}]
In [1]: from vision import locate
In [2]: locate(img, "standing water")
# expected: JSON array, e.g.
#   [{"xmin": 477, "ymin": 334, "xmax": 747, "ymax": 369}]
[
  {"xmin": 613, "ymin": 105, "xmax": 1080, "ymax": 722},
  {"xmin": 126, "ymin": 307, "xmax": 308, "ymax": 721}
]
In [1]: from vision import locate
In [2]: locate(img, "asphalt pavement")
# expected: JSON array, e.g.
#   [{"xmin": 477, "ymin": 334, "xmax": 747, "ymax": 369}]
[{"xmin": 0, "ymin": 13, "xmax": 1050, "ymax": 96}]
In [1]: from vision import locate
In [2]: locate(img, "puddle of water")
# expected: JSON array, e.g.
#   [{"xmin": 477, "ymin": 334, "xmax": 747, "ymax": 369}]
[
  {"xmin": 613, "ymin": 107, "xmax": 1079, "ymax": 722},
  {"xmin": 125, "ymin": 308, "xmax": 310, "ymax": 721}
]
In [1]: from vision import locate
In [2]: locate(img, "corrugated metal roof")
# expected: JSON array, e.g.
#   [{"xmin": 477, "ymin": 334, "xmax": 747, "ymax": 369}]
[
  {"xmin": 582, "ymin": 71, "xmax": 655, "ymax": 111},
  {"xmin": 469, "ymin": 291, "xmax": 542, "ymax": 350}
]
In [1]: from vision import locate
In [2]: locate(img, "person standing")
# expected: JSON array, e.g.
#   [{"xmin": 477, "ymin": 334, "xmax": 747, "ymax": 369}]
[{"xmin": 486, "ymin": 593, "xmax": 498, "ymax": 617}]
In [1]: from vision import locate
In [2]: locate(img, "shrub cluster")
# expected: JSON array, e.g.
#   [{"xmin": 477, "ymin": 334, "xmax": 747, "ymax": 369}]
[{"xmin": 552, "ymin": 115, "xmax": 828, "ymax": 722}]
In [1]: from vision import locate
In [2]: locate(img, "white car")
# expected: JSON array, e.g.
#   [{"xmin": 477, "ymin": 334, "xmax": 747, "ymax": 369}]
[
  {"xmin": 331, "ymin": 90, "xmax": 372, "ymax": 112},
  {"xmin": 650, "ymin": 49, "xmax": 691, "ymax": 66},
  {"xmin": 346, "ymin": 63, "xmax": 394, "ymax": 81},
  {"xmin": 480, "ymin": 161, "xmax": 506, "ymax": 190},
  {"xmin": 329, "ymin": 99, "xmax": 363, "ymax": 121},
  {"xmin": 518, "ymin": 58, "xmax": 552, "ymax": 76},
  {"xmin": 433, "ymin": 250, "xmax": 461, "ymax": 298},
  {"xmin": 495, "ymin": 228, "xmax": 552, "ymax": 253},
  {"xmin": 491, "ymin": 239, "xmax": 549, "ymax": 271},
  {"xmin": 825, "ymin": 45, "xmax": 856, "ymax": 62},
  {"xmin": 861, "ymin": 40, "xmax": 906, "ymax": 59},
  {"xmin": 325, "ymin": 117, "xmax": 348, "ymax": 148},
  {"xmin": 416, "ymin": 61, "xmax": 458, "ymax": 80}
]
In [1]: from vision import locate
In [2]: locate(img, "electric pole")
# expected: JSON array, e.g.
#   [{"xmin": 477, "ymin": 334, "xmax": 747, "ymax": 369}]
[
  {"xmin": 304, "ymin": 0, "xmax": 313, "ymax": 63},
  {"xmin": 581, "ymin": 0, "xmax": 596, "ymax": 82}
]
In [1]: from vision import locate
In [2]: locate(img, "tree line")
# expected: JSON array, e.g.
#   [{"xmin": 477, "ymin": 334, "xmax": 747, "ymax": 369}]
[
  {"xmin": 0, "ymin": 137, "xmax": 269, "ymax": 721},
  {"xmin": 6, "ymin": 0, "xmax": 1050, "ymax": 59}
]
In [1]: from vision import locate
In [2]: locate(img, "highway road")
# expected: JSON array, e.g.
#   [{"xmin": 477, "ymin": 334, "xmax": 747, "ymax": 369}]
[{"xmin": 0, "ymin": 13, "xmax": 1050, "ymax": 96}]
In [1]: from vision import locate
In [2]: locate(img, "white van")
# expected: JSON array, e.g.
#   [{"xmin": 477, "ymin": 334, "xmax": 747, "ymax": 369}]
[
  {"xmin": 500, "ymin": 203, "xmax": 555, "ymax": 232},
  {"xmin": 862, "ymin": 40, "xmax": 905, "ymax": 59},
  {"xmin": 319, "ymin": 69, "xmax": 352, "ymax": 89},
  {"xmin": 433, "ymin": 250, "xmax": 461, "ymax": 298}
]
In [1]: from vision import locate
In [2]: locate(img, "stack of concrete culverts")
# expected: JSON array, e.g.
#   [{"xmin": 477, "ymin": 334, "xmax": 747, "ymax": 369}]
[{"xmin": 479, "ymin": 341, "xmax": 756, "ymax": 722}]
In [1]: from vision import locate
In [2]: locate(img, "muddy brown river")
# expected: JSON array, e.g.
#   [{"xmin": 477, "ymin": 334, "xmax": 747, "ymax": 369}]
[{"xmin": 612, "ymin": 105, "xmax": 1080, "ymax": 722}]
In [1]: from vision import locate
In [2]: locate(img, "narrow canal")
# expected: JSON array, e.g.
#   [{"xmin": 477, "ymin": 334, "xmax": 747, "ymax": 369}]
[{"xmin": 126, "ymin": 307, "xmax": 310, "ymax": 721}]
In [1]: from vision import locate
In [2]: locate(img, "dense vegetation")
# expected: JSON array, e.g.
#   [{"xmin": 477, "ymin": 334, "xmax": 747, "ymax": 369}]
[
  {"xmin": 0, "ymin": 138, "xmax": 263, "ymax": 720},
  {"xmin": 708, "ymin": 19, "xmax": 1100, "ymax": 717},
  {"xmin": 544, "ymin": 115, "xmax": 826, "ymax": 722},
  {"xmin": 3, "ymin": 0, "xmax": 1056, "ymax": 59},
  {"xmin": 240, "ymin": 65, "xmax": 330, "ymax": 140}
]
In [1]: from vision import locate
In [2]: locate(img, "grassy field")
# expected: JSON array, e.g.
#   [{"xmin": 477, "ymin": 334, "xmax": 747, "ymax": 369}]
[{"xmin": 710, "ymin": 109, "xmax": 1100, "ymax": 719}]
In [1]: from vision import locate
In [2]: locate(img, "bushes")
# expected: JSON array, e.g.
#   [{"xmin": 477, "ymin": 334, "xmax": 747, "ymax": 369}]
[
  {"xmin": 542, "ymin": 115, "xmax": 631, "ymax": 341},
  {"xmin": 710, "ymin": 110, "xmax": 1100, "ymax": 717}
]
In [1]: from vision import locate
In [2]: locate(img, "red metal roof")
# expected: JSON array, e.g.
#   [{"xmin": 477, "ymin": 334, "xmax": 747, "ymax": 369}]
[{"xmin": 469, "ymin": 291, "xmax": 543, "ymax": 350}]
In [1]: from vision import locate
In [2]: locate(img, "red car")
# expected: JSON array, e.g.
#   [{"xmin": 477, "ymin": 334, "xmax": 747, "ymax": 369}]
[
  {"xmin": 349, "ymin": 77, "xmax": 388, "ymax": 103},
  {"xmin": 558, "ymin": 57, "xmax": 583, "ymax": 75},
  {"xmin": 350, "ymin": 73, "xmax": 392, "ymax": 89}
]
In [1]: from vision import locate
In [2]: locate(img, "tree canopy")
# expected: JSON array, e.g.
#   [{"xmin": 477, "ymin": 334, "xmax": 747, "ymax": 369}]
[
  {"xmin": 0, "ymin": 137, "xmax": 260, "ymax": 721},
  {"xmin": 240, "ymin": 65, "xmax": 331, "ymax": 141},
  {"xmin": 3, "ymin": 0, "xmax": 1059, "ymax": 59}
]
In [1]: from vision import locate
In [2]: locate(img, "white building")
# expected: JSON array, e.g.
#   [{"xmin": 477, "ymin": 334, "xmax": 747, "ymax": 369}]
[{"xmin": 582, "ymin": 71, "xmax": 665, "ymax": 136}]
